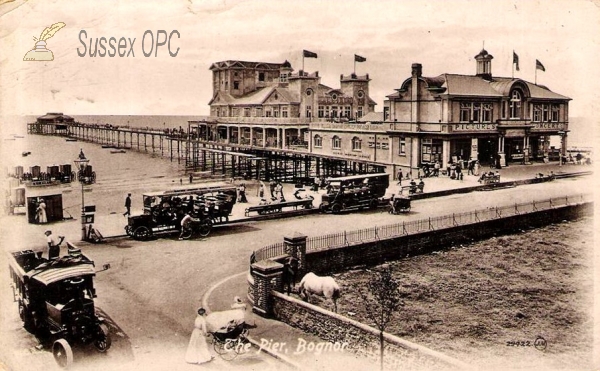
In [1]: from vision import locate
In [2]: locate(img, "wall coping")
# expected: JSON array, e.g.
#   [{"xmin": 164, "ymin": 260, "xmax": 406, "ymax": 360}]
[{"xmin": 272, "ymin": 291, "xmax": 470, "ymax": 369}]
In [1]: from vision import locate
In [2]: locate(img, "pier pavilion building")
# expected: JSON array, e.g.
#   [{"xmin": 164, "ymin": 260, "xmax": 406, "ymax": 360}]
[
  {"xmin": 309, "ymin": 49, "xmax": 571, "ymax": 176},
  {"xmin": 188, "ymin": 60, "xmax": 376, "ymax": 150}
]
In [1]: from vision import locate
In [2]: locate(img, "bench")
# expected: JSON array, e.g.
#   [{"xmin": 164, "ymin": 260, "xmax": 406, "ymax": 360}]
[
  {"xmin": 245, "ymin": 198, "xmax": 313, "ymax": 216},
  {"xmin": 479, "ymin": 175, "xmax": 500, "ymax": 185}
]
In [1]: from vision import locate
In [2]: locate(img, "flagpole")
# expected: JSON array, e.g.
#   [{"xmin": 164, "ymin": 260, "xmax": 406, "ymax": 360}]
[
  {"xmin": 354, "ymin": 59, "xmax": 356, "ymax": 74},
  {"xmin": 535, "ymin": 64, "xmax": 537, "ymax": 85},
  {"xmin": 302, "ymin": 55, "xmax": 305, "ymax": 72},
  {"xmin": 512, "ymin": 50, "xmax": 514, "ymax": 79}
]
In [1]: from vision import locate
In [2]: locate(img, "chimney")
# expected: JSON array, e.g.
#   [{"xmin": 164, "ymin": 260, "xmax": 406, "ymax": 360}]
[{"xmin": 411, "ymin": 63, "xmax": 422, "ymax": 78}]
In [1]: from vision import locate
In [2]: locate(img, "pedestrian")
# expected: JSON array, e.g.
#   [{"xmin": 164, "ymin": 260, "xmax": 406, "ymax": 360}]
[
  {"xmin": 189, "ymin": 173, "xmax": 193, "ymax": 184},
  {"xmin": 397, "ymin": 169, "xmax": 403, "ymax": 185},
  {"xmin": 123, "ymin": 193, "xmax": 132, "ymax": 217},
  {"xmin": 269, "ymin": 180, "xmax": 276, "ymax": 198},
  {"xmin": 239, "ymin": 183, "xmax": 248, "ymax": 203},
  {"xmin": 474, "ymin": 160, "xmax": 480, "ymax": 176},
  {"xmin": 36, "ymin": 198, "xmax": 47, "ymax": 224},
  {"xmin": 44, "ymin": 230, "xmax": 64, "ymax": 260},
  {"xmin": 185, "ymin": 308, "xmax": 213, "ymax": 364},
  {"xmin": 434, "ymin": 161, "xmax": 440, "ymax": 177},
  {"xmin": 259, "ymin": 181, "xmax": 265, "ymax": 198},
  {"xmin": 178, "ymin": 213, "xmax": 197, "ymax": 240},
  {"xmin": 180, "ymin": 178, "xmax": 183, "ymax": 185}
]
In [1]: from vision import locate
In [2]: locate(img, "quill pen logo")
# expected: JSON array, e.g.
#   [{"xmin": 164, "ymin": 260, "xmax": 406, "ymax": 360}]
[{"xmin": 23, "ymin": 22, "xmax": 66, "ymax": 61}]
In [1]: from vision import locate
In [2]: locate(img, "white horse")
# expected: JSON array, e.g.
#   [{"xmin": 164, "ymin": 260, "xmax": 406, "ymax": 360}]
[{"xmin": 298, "ymin": 272, "xmax": 341, "ymax": 313}]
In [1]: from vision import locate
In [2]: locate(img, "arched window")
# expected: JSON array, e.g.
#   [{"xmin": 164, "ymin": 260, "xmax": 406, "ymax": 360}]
[
  {"xmin": 510, "ymin": 90, "xmax": 522, "ymax": 119},
  {"xmin": 332, "ymin": 135, "xmax": 341, "ymax": 149},
  {"xmin": 352, "ymin": 137, "xmax": 362, "ymax": 151},
  {"xmin": 313, "ymin": 134, "xmax": 322, "ymax": 148}
]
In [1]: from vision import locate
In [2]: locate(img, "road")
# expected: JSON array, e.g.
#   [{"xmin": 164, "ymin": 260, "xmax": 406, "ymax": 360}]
[{"xmin": 0, "ymin": 176, "xmax": 593, "ymax": 371}]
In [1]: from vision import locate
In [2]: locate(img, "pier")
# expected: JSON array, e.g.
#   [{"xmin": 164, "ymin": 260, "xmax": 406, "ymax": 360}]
[{"xmin": 27, "ymin": 120, "xmax": 384, "ymax": 183}]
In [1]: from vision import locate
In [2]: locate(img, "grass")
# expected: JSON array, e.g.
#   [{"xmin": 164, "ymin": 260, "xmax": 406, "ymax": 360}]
[{"xmin": 333, "ymin": 217, "xmax": 595, "ymax": 370}]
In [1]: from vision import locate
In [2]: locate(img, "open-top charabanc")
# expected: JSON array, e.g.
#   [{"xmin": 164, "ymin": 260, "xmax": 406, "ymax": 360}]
[
  {"xmin": 319, "ymin": 173, "xmax": 390, "ymax": 213},
  {"xmin": 125, "ymin": 184, "xmax": 237, "ymax": 240},
  {"xmin": 8, "ymin": 244, "xmax": 111, "ymax": 368}
]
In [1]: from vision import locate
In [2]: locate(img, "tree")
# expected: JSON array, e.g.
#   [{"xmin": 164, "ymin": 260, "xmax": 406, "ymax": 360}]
[{"xmin": 360, "ymin": 264, "xmax": 403, "ymax": 371}]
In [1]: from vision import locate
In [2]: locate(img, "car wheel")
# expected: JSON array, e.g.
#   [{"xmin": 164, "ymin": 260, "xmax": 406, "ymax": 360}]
[
  {"xmin": 53, "ymin": 339, "xmax": 73, "ymax": 368},
  {"xmin": 198, "ymin": 219, "xmax": 212, "ymax": 237},
  {"xmin": 94, "ymin": 324, "xmax": 111, "ymax": 352},
  {"xmin": 331, "ymin": 203, "xmax": 342, "ymax": 214},
  {"xmin": 133, "ymin": 226, "xmax": 151, "ymax": 240}
]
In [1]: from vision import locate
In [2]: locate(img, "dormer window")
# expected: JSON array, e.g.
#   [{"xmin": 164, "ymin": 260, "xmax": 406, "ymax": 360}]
[
  {"xmin": 280, "ymin": 73, "xmax": 288, "ymax": 83},
  {"xmin": 357, "ymin": 91, "xmax": 364, "ymax": 99},
  {"xmin": 331, "ymin": 93, "xmax": 338, "ymax": 101},
  {"xmin": 233, "ymin": 81, "xmax": 240, "ymax": 90},
  {"xmin": 510, "ymin": 90, "xmax": 522, "ymax": 119}
]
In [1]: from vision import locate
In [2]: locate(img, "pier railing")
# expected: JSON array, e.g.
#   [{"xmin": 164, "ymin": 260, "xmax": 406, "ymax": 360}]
[{"xmin": 253, "ymin": 193, "xmax": 592, "ymax": 261}]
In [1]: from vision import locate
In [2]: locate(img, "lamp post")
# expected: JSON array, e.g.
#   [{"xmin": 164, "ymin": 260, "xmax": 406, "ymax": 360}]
[{"xmin": 74, "ymin": 149, "xmax": 90, "ymax": 241}]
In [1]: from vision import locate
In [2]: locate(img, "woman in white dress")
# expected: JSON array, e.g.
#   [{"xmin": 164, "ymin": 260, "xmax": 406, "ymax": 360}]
[
  {"xmin": 36, "ymin": 199, "xmax": 47, "ymax": 224},
  {"xmin": 185, "ymin": 308, "xmax": 212, "ymax": 364}
]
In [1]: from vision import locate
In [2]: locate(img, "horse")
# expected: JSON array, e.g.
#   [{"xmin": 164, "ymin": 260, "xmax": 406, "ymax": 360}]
[
  {"xmin": 298, "ymin": 272, "xmax": 341, "ymax": 313},
  {"xmin": 282, "ymin": 257, "xmax": 299, "ymax": 295}
]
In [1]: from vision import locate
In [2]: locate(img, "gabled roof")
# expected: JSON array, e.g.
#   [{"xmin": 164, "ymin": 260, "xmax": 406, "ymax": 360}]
[
  {"xmin": 210, "ymin": 87, "xmax": 301, "ymax": 106},
  {"xmin": 209, "ymin": 60, "xmax": 285, "ymax": 71},
  {"xmin": 358, "ymin": 111, "xmax": 384, "ymax": 122},
  {"xmin": 439, "ymin": 74, "xmax": 503, "ymax": 97}
]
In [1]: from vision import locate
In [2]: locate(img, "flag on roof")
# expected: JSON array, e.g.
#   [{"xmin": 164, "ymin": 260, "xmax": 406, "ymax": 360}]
[
  {"xmin": 303, "ymin": 50, "xmax": 318, "ymax": 58},
  {"xmin": 536, "ymin": 59, "xmax": 545, "ymax": 72},
  {"xmin": 513, "ymin": 51, "xmax": 520, "ymax": 71},
  {"xmin": 354, "ymin": 54, "xmax": 366, "ymax": 62}
]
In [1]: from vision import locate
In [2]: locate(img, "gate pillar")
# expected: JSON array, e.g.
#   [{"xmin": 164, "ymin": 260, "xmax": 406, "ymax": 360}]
[
  {"xmin": 284, "ymin": 232, "xmax": 307, "ymax": 277},
  {"xmin": 251, "ymin": 260, "xmax": 283, "ymax": 317}
]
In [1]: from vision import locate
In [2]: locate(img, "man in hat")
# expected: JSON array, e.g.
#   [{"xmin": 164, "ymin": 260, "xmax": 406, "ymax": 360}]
[
  {"xmin": 123, "ymin": 193, "xmax": 132, "ymax": 217},
  {"xmin": 44, "ymin": 230, "xmax": 64, "ymax": 260}
]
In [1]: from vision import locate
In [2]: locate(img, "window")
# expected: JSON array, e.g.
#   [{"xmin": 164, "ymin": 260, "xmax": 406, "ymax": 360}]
[
  {"xmin": 306, "ymin": 89, "xmax": 312, "ymax": 96},
  {"xmin": 472, "ymin": 104, "xmax": 481, "ymax": 122},
  {"xmin": 357, "ymin": 90, "xmax": 364, "ymax": 99},
  {"xmin": 314, "ymin": 135, "xmax": 322, "ymax": 148},
  {"xmin": 551, "ymin": 104, "xmax": 559, "ymax": 122},
  {"xmin": 533, "ymin": 105, "xmax": 542, "ymax": 122},
  {"xmin": 324, "ymin": 106, "xmax": 330, "ymax": 118},
  {"xmin": 510, "ymin": 90, "xmax": 522, "ymax": 119},
  {"xmin": 221, "ymin": 108, "xmax": 227, "ymax": 117},
  {"xmin": 542, "ymin": 104, "xmax": 549, "ymax": 122},
  {"xmin": 231, "ymin": 108, "xmax": 239, "ymax": 116},
  {"xmin": 345, "ymin": 106, "xmax": 351, "ymax": 118},
  {"xmin": 306, "ymin": 105, "xmax": 312, "ymax": 118},
  {"xmin": 318, "ymin": 106, "xmax": 324, "ymax": 118},
  {"xmin": 244, "ymin": 108, "xmax": 251, "ymax": 117},
  {"xmin": 331, "ymin": 106, "xmax": 338, "ymax": 118},
  {"xmin": 265, "ymin": 108, "xmax": 272, "ymax": 117},
  {"xmin": 351, "ymin": 137, "xmax": 362, "ymax": 151},
  {"xmin": 279, "ymin": 74, "xmax": 288, "ymax": 83},
  {"xmin": 258, "ymin": 72, "xmax": 265, "ymax": 82},
  {"xmin": 460, "ymin": 103, "xmax": 471, "ymax": 122},
  {"xmin": 282, "ymin": 106, "xmax": 288, "ymax": 118},
  {"xmin": 482, "ymin": 104, "xmax": 493, "ymax": 122},
  {"xmin": 501, "ymin": 101, "xmax": 508, "ymax": 119},
  {"xmin": 255, "ymin": 107, "xmax": 263, "ymax": 117},
  {"xmin": 399, "ymin": 137, "xmax": 406, "ymax": 155},
  {"xmin": 421, "ymin": 138, "xmax": 443, "ymax": 163},
  {"xmin": 332, "ymin": 136, "xmax": 341, "ymax": 149},
  {"xmin": 273, "ymin": 107, "xmax": 280, "ymax": 118},
  {"xmin": 233, "ymin": 81, "xmax": 240, "ymax": 90},
  {"xmin": 331, "ymin": 93, "xmax": 338, "ymax": 101},
  {"xmin": 357, "ymin": 106, "xmax": 363, "ymax": 118}
]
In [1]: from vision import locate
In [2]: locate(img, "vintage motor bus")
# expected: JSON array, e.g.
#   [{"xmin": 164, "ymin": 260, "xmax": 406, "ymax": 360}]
[
  {"xmin": 319, "ymin": 173, "xmax": 390, "ymax": 213},
  {"xmin": 125, "ymin": 184, "xmax": 237, "ymax": 240},
  {"xmin": 8, "ymin": 245, "xmax": 111, "ymax": 368}
]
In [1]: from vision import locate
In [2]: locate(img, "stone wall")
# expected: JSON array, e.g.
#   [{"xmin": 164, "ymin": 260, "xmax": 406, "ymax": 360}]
[
  {"xmin": 306, "ymin": 202, "xmax": 592, "ymax": 274},
  {"xmin": 271, "ymin": 291, "xmax": 466, "ymax": 370}
]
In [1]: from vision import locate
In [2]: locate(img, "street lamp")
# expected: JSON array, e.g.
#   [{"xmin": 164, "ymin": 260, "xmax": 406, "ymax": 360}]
[{"xmin": 74, "ymin": 149, "xmax": 90, "ymax": 241}]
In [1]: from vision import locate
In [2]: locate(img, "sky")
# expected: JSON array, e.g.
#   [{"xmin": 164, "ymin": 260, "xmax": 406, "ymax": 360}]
[{"xmin": 1, "ymin": 0, "xmax": 599, "ymax": 126}]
